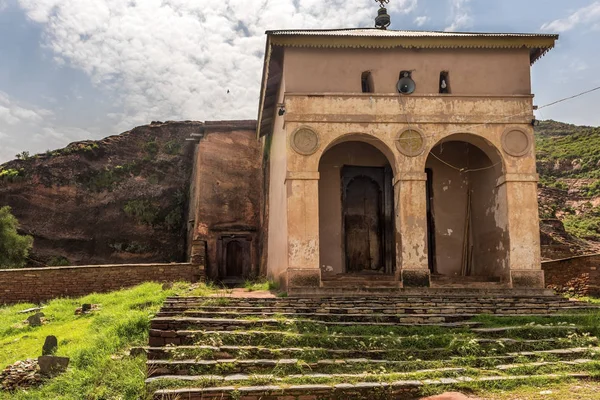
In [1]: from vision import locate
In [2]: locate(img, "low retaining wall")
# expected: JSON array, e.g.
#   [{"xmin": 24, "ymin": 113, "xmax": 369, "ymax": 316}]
[
  {"xmin": 0, "ymin": 263, "xmax": 203, "ymax": 304},
  {"xmin": 542, "ymin": 254, "xmax": 600, "ymax": 296}
]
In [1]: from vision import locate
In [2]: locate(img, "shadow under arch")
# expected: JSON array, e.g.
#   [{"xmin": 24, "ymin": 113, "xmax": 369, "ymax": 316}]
[
  {"xmin": 319, "ymin": 132, "xmax": 397, "ymax": 175},
  {"xmin": 423, "ymin": 132, "xmax": 510, "ymax": 285},
  {"xmin": 422, "ymin": 132, "xmax": 506, "ymax": 175},
  {"xmin": 318, "ymin": 136, "xmax": 396, "ymax": 279}
]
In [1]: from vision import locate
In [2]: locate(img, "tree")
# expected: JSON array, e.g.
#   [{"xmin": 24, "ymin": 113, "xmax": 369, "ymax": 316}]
[{"xmin": 0, "ymin": 206, "xmax": 33, "ymax": 268}]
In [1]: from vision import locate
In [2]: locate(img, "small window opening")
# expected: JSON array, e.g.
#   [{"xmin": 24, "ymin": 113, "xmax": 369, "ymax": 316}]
[
  {"xmin": 439, "ymin": 71, "xmax": 450, "ymax": 94},
  {"xmin": 361, "ymin": 71, "xmax": 374, "ymax": 93}
]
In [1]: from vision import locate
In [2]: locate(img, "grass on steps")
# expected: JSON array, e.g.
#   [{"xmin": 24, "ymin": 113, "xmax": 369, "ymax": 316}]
[{"xmin": 0, "ymin": 281, "xmax": 219, "ymax": 400}]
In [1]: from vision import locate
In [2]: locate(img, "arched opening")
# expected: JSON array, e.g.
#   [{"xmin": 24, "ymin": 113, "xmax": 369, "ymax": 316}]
[
  {"xmin": 318, "ymin": 140, "xmax": 395, "ymax": 279},
  {"xmin": 361, "ymin": 71, "xmax": 374, "ymax": 93},
  {"xmin": 425, "ymin": 135, "xmax": 509, "ymax": 284}
]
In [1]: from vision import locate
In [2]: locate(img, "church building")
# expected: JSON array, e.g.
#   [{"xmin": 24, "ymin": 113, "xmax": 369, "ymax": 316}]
[{"xmin": 187, "ymin": 9, "xmax": 558, "ymax": 294}]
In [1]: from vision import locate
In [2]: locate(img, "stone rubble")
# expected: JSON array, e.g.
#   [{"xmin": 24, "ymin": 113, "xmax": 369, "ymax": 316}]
[{"xmin": 0, "ymin": 359, "xmax": 42, "ymax": 391}]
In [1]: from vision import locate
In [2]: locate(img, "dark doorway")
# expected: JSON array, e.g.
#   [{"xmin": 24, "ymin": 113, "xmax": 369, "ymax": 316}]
[
  {"xmin": 342, "ymin": 166, "xmax": 394, "ymax": 274},
  {"xmin": 425, "ymin": 168, "xmax": 437, "ymax": 274},
  {"xmin": 225, "ymin": 240, "xmax": 244, "ymax": 278}
]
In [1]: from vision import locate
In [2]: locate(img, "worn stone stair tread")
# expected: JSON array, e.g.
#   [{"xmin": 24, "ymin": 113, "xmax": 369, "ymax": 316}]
[
  {"xmin": 150, "ymin": 372, "xmax": 591, "ymax": 393},
  {"xmin": 146, "ymin": 367, "xmax": 466, "ymax": 383},
  {"xmin": 148, "ymin": 357, "xmax": 457, "ymax": 367},
  {"xmin": 151, "ymin": 316, "xmax": 484, "ymax": 327},
  {"xmin": 472, "ymin": 325, "xmax": 581, "ymax": 333},
  {"xmin": 507, "ymin": 347, "xmax": 600, "ymax": 356},
  {"xmin": 496, "ymin": 358, "xmax": 594, "ymax": 370}
]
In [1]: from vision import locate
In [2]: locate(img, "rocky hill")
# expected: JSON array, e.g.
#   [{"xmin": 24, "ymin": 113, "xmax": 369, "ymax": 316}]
[
  {"xmin": 0, "ymin": 121, "xmax": 199, "ymax": 266},
  {"xmin": 0, "ymin": 119, "xmax": 598, "ymax": 267},
  {"xmin": 536, "ymin": 120, "xmax": 600, "ymax": 258}
]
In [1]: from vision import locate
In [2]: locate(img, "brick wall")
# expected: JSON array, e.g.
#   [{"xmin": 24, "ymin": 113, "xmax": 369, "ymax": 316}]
[
  {"xmin": 0, "ymin": 263, "xmax": 203, "ymax": 304},
  {"xmin": 542, "ymin": 254, "xmax": 600, "ymax": 296}
]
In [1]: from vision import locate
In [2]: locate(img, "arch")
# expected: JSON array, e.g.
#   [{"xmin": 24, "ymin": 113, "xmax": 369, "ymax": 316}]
[
  {"xmin": 318, "ymin": 140, "xmax": 396, "ymax": 278},
  {"xmin": 424, "ymin": 133, "xmax": 509, "ymax": 284},
  {"xmin": 422, "ymin": 132, "xmax": 506, "ymax": 175},
  {"xmin": 318, "ymin": 132, "xmax": 398, "ymax": 175}
]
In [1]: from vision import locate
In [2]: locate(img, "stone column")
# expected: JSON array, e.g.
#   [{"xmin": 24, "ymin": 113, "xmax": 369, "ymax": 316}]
[
  {"xmin": 500, "ymin": 173, "xmax": 544, "ymax": 288},
  {"xmin": 394, "ymin": 172, "xmax": 431, "ymax": 287},
  {"xmin": 285, "ymin": 171, "xmax": 321, "ymax": 290}
]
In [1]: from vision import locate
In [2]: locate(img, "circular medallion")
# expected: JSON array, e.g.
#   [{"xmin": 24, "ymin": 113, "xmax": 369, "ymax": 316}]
[
  {"xmin": 501, "ymin": 128, "xmax": 531, "ymax": 157},
  {"xmin": 395, "ymin": 129, "xmax": 424, "ymax": 157},
  {"xmin": 291, "ymin": 127, "xmax": 320, "ymax": 155}
]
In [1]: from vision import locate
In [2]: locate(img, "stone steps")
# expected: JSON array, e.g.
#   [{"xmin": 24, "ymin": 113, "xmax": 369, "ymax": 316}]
[
  {"xmin": 156, "ymin": 305, "xmax": 598, "ymax": 318},
  {"xmin": 147, "ymin": 353, "xmax": 600, "ymax": 377},
  {"xmin": 146, "ymin": 345, "xmax": 599, "ymax": 362},
  {"xmin": 147, "ymin": 295, "xmax": 600, "ymax": 399},
  {"xmin": 150, "ymin": 373, "xmax": 591, "ymax": 400}
]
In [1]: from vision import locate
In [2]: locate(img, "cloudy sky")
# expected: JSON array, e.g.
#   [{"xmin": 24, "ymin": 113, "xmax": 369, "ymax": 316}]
[{"xmin": 0, "ymin": 0, "xmax": 599, "ymax": 162}]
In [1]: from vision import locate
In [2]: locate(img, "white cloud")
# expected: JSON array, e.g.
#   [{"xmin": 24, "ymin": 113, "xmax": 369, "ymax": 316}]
[
  {"xmin": 0, "ymin": 91, "xmax": 53, "ymax": 126},
  {"xmin": 414, "ymin": 16, "xmax": 429, "ymax": 27},
  {"xmin": 445, "ymin": 0, "xmax": 472, "ymax": 32},
  {"xmin": 14, "ymin": 0, "xmax": 418, "ymax": 134},
  {"xmin": 0, "ymin": 91, "xmax": 93, "ymax": 162},
  {"xmin": 541, "ymin": 2, "xmax": 600, "ymax": 32}
]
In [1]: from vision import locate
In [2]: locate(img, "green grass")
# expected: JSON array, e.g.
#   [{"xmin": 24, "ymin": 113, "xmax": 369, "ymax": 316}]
[
  {"xmin": 243, "ymin": 279, "xmax": 279, "ymax": 292},
  {"xmin": 0, "ymin": 281, "xmax": 218, "ymax": 400}
]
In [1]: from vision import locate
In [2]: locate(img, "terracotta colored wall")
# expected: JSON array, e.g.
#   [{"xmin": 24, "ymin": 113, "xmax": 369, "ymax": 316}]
[
  {"xmin": 266, "ymin": 79, "xmax": 289, "ymax": 284},
  {"xmin": 0, "ymin": 263, "xmax": 202, "ymax": 304},
  {"xmin": 542, "ymin": 254, "xmax": 600, "ymax": 296},
  {"xmin": 191, "ymin": 125, "xmax": 262, "ymax": 279},
  {"xmin": 284, "ymin": 47, "xmax": 532, "ymax": 95},
  {"xmin": 318, "ymin": 141, "xmax": 390, "ymax": 275},
  {"xmin": 425, "ymin": 141, "xmax": 508, "ymax": 279}
]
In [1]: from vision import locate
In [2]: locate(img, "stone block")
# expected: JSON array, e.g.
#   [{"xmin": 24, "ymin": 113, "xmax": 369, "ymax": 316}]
[
  {"xmin": 288, "ymin": 268, "xmax": 321, "ymax": 289},
  {"xmin": 42, "ymin": 335, "xmax": 58, "ymax": 356},
  {"xmin": 511, "ymin": 270, "xmax": 545, "ymax": 288},
  {"xmin": 401, "ymin": 269, "xmax": 431, "ymax": 287},
  {"xmin": 38, "ymin": 355, "xmax": 69, "ymax": 376}
]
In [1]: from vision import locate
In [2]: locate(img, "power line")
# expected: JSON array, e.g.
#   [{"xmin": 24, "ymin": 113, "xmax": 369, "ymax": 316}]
[{"xmin": 538, "ymin": 85, "xmax": 600, "ymax": 110}]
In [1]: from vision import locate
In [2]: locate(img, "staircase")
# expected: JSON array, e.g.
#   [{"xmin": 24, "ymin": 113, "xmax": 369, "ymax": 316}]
[{"xmin": 147, "ymin": 294, "xmax": 600, "ymax": 399}]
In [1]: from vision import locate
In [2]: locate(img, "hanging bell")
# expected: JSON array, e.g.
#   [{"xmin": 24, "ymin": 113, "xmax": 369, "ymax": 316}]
[{"xmin": 375, "ymin": 7, "xmax": 391, "ymax": 29}]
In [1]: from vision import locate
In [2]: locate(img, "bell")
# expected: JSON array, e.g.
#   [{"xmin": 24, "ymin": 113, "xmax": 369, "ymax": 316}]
[{"xmin": 375, "ymin": 7, "xmax": 391, "ymax": 29}]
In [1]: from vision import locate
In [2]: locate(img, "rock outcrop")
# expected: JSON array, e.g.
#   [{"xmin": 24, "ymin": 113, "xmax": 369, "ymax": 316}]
[{"xmin": 0, "ymin": 121, "xmax": 198, "ymax": 266}]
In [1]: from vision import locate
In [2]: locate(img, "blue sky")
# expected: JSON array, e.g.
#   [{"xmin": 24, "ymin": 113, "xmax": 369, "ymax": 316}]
[{"xmin": 0, "ymin": 0, "xmax": 599, "ymax": 162}]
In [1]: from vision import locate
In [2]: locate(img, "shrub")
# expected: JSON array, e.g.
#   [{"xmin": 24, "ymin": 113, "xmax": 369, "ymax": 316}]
[
  {"xmin": 0, "ymin": 206, "xmax": 33, "ymax": 268},
  {"xmin": 164, "ymin": 140, "xmax": 182, "ymax": 155},
  {"xmin": 47, "ymin": 256, "xmax": 70, "ymax": 266},
  {"xmin": 123, "ymin": 200, "xmax": 159, "ymax": 225},
  {"xmin": 0, "ymin": 168, "xmax": 25, "ymax": 183}
]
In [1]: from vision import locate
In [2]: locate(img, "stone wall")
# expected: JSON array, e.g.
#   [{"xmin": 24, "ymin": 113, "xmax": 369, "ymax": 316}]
[
  {"xmin": 189, "ymin": 121, "xmax": 262, "ymax": 280},
  {"xmin": 542, "ymin": 254, "xmax": 600, "ymax": 296},
  {"xmin": 0, "ymin": 263, "xmax": 203, "ymax": 304}
]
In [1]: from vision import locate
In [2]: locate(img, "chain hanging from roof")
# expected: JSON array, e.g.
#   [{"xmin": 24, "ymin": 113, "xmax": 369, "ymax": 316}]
[{"xmin": 374, "ymin": 0, "xmax": 391, "ymax": 30}]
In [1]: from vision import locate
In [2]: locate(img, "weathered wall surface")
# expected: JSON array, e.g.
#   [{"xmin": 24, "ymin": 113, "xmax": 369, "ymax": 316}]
[
  {"xmin": 190, "ymin": 121, "xmax": 262, "ymax": 280},
  {"xmin": 425, "ymin": 141, "xmax": 508, "ymax": 279},
  {"xmin": 542, "ymin": 254, "xmax": 600, "ymax": 296},
  {"xmin": 0, "ymin": 122, "xmax": 198, "ymax": 266},
  {"xmin": 0, "ymin": 263, "xmax": 203, "ymax": 304},
  {"xmin": 284, "ymin": 47, "xmax": 532, "ymax": 95},
  {"xmin": 318, "ymin": 141, "xmax": 390, "ymax": 275},
  {"xmin": 266, "ymin": 79, "xmax": 289, "ymax": 286}
]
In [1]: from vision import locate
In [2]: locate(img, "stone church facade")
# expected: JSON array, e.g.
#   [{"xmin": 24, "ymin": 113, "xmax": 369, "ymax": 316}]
[{"xmin": 187, "ymin": 29, "xmax": 558, "ymax": 294}]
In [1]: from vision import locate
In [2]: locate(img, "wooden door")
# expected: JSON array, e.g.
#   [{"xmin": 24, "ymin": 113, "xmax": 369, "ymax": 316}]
[
  {"xmin": 342, "ymin": 166, "xmax": 390, "ymax": 273},
  {"xmin": 344, "ymin": 176, "xmax": 382, "ymax": 272},
  {"xmin": 225, "ymin": 240, "xmax": 244, "ymax": 277}
]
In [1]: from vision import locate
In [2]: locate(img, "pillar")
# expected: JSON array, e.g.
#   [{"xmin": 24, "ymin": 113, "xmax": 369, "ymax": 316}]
[
  {"xmin": 395, "ymin": 172, "xmax": 431, "ymax": 287},
  {"xmin": 285, "ymin": 171, "xmax": 321, "ymax": 290},
  {"xmin": 500, "ymin": 173, "xmax": 544, "ymax": 288}
]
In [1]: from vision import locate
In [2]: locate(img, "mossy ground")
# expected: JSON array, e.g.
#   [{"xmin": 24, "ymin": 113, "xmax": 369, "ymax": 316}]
[{"xmin": 0, "ymin": 281, "xmax": 218, "ymax": 400}]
